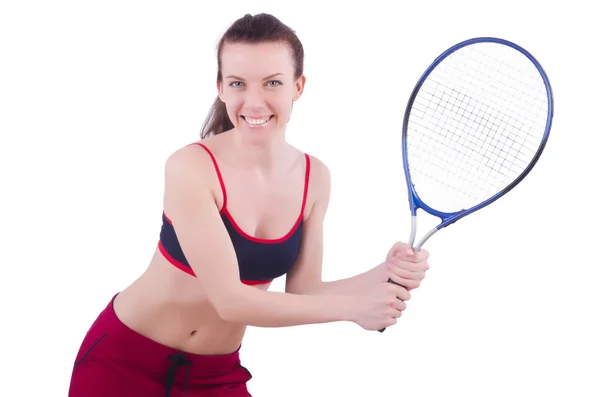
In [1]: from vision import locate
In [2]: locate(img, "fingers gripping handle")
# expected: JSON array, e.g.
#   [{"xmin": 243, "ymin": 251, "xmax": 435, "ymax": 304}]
[
  {"xmin": 378, "ymin": 275, "xmax": 412, "ymax": 333},
  {"xmin": 378, "ymin": 216, "xmax": 419, "ymax": 333},
  {"xmin": 379, "ymin": 263, "xmax": 420, "ymax": 332}
]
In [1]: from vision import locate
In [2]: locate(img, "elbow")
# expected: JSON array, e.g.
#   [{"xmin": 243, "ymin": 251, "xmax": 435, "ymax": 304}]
[
  {"xmin": 212, "ymin": 286, "xmax": 246, "ymax": 322},
  {"xmin": 215, "ymin": 302, "xmax": 237, "ymax": 323}
]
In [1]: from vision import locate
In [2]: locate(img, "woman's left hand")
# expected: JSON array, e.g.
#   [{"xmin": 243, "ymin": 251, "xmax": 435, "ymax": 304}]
[{"xmin": 385, "ymin": 241, "xmax": 430, "ymax": 291}]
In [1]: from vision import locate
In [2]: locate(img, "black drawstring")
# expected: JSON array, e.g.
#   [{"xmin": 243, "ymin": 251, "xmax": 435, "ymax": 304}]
[{"xmin": 163, "ymin": 352, "xmax": 192, "ymax": 397}]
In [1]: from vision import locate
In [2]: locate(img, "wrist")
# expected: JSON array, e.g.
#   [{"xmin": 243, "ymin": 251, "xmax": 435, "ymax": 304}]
[
  {"xmin": 363, "ymin": 261, "xmax": 387, "ymax": 285},
  {"xmin": 338, "ymin": 293, "xmax": 358, "ymax": 322}
]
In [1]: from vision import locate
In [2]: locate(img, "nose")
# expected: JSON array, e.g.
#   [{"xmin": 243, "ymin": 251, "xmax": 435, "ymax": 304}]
[{"xmin": 243, "ymin": 85, "xmax": 266, "ymax": 108}]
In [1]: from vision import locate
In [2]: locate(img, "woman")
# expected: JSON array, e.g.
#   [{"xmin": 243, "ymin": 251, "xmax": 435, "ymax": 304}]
[{"xmin": 68, "ymin": 13, "xmax": 430, "ymax": 397}]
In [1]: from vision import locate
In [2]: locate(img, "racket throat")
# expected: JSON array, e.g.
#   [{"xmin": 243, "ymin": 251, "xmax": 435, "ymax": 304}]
[
  {"xmin": 409, "ymin": 215, "xmax": 440, "ymax": 252},
  {"xmin": 409, "ymin": 215, "xmax": 418, "ymax": 248}
]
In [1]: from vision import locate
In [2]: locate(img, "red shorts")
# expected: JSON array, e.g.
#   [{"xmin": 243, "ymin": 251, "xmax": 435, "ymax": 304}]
[{"xmin": 68, "ymin": 295, "xmax": 253, "ymax": 397}]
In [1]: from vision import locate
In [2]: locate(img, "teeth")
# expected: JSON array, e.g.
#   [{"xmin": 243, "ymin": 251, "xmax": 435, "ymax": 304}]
[{"xmin": 244, "ymin": 116, "xmax": 271, "ymax": 125}]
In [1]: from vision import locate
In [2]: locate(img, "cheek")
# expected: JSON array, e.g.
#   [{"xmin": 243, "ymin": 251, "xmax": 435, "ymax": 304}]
[
  {"xmin": 223, "ymin": 98, "xmax": 243, "ymax": 116},
  {"xmin": 272, "ymin": 93, "xmax": 295, "ymax": 113}
]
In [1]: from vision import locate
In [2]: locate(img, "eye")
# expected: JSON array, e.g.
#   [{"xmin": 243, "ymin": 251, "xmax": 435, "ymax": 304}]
[
  {"xmin": 229, "ymin": 81, "xmax": 244, "ymax": 88},
  {"xmin": 266, "ymin": 80, "xmax": 283, "ymax": 87}
]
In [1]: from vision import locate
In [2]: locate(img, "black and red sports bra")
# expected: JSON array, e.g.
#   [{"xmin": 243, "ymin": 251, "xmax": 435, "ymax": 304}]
[{"xmin": 157, "ymin": 143, "xmax": 310, "ymax": 285}]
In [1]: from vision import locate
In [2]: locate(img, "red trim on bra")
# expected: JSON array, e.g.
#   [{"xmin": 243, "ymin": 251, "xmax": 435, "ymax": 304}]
[
  {"xmin": 158, "ymin": 240, "xmax": 196, "ymax": 276},
  {"xmin": 194, "ymin": 142, "xmax": 228, "ymax": 209},
  {"xmin": 158, "ymin": 241, "xmax": 271, "ymax": 285},
  {"xmin": 300, "ymin": 152, "xmax": 310, "ymax": 215}
]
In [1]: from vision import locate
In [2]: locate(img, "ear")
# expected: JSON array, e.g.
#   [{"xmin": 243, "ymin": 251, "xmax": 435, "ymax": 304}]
[
  {"xmin": 217, "ymin": 80, "xmax": 225, "ymax": 102},
  {"xmin": 293, "ymin": 75, "xmax": 306, "ymax": 102}
]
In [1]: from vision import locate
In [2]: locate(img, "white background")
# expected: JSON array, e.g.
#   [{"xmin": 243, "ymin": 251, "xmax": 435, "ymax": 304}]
[{"xmin": 2, "ymin": 1, "xmax": 599, "ymax": 396}]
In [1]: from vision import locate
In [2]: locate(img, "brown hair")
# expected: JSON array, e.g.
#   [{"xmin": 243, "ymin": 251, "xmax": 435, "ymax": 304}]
[{"xmin": 200, "ymin": 13, "xmax": 305, "ymax": 139}]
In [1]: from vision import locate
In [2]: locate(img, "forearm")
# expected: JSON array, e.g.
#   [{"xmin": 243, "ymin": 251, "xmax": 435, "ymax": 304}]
[
  {"xmin": 219, "ymin": 286, "xmax": 354, "ymax": 327},
  {"xmin": 301, "ymin": 268, "xmax": 377, "ymax": 295}
]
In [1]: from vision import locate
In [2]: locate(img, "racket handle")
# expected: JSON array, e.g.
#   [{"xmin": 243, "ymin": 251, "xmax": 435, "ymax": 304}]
[
  {"xmin": 379, "ymin": 233, "xmax": 420, "ymax": 332},
  {"xmin": 378, "ymin": 278, "xmax": 403, "ymax": 333}
]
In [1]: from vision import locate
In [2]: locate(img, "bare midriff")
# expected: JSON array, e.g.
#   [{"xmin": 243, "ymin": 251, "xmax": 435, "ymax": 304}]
[{"xmin": 113, "ymin": 248, "xmax": 271, "ymax": 355}]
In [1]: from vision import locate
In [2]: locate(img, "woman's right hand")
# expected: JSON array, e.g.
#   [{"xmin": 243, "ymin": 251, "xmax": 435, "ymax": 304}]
[{"xmin": 350, "ymin": 281, "xmax": 411, "ymax": 331}]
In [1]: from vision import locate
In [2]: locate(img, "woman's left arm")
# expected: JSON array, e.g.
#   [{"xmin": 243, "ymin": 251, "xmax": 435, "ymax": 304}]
[
  {"xmin": 284, "ymin": 155, "xmax": 333, "ymax": 295},
  {"xmin": 285, "ymin": 157, "xmax": 430, "ymax": 296}
]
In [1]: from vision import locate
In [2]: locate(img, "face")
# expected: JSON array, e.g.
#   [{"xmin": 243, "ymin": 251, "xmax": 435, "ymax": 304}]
[{"xmin": 217, "ymin": 41, "xmax": 305, "ymax": 144}]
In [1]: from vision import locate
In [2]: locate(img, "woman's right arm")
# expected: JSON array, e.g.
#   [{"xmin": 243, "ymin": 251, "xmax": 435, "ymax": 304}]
[{"xmin": 162, "ymin": 145, "xmax": 357, "ymax": 328}]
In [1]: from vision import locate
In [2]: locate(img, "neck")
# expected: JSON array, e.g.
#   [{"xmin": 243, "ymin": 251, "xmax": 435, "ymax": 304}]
[{"xmin": 229, "ymin": 128, "xmax": 290, "ymax": 172}]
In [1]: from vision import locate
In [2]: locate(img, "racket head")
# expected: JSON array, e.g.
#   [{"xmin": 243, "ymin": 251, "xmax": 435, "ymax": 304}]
[{"xmin": 402, "ymin": 37, "xmax": 554, "ymax": 230}]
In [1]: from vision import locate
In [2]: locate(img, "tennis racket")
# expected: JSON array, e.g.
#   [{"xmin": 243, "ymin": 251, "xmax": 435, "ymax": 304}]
[{"xmin": 379, "ymin": 37, "xmax": 554, "ymax": 333}]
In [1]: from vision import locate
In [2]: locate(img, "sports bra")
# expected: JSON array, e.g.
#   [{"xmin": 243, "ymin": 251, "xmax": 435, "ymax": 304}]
[{"xmin": 157, "ymin": 142, "xmax": 310, "ymax": 285}]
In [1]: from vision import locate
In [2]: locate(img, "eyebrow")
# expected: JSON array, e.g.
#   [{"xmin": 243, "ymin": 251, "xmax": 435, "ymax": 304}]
[{"xmin": 224, "ymin": 73, "xmax": 284, "ymax": 81}]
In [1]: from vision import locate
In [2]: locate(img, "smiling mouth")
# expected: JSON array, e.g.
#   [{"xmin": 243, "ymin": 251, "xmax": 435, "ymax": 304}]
[{"xmin": 241, "ymin": 115, "xmax": 274, "ymax": 126}]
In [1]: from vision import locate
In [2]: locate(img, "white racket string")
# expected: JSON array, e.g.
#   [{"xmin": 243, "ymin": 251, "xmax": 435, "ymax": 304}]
[{"xmin": 406, "ymin": 42, "xmax": 550, "ymax": 213}]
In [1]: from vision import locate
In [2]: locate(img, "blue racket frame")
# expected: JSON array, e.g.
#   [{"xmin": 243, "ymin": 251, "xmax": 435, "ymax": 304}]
[
  {"xmin": 379, "ymin": 37, "xmax": 554, "ymax": 333},
  {"xmin": 402, "ymin": 37, "xmax": 554, "ymax": 251}
]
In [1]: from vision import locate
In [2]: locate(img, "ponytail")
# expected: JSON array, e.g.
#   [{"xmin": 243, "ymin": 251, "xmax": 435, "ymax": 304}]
[{"xmin": 200, "ymin": 96, "xmax": 233, "ymax": 139}]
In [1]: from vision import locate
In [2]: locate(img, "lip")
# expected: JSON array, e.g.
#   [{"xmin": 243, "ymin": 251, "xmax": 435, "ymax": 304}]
[
  {"xmin": 241, "ymin": 115, "xmax": 274, "ymax": 127},
  {"xmin": 241, "ymin": 115, "xmax": 274, "ymax": 119}
]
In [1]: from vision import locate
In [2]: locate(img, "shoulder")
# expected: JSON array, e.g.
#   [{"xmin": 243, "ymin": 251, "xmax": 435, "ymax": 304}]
[
  {"xmin": 165, "ymin": 142, "xmax": 212, "ymax": 178},
  {"xmin": 306, "ymin": 153, "xmax": 331, "ymax": 193},
  {"xmin": 303, "ymin": 152, "xmax": 331, "ymax": 218},
  {"xmin": 164, "ymin": 132, "xmax": 229, "ymax": 177},
  {"xmin": 163, "ymin": 141, "xmax": 221, "ymax": 199}
]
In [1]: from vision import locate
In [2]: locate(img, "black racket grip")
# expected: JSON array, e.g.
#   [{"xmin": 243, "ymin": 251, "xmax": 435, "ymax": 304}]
[{"xmin": 378, "ymin": 277, "xmax": 403, "ymax": 333}]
